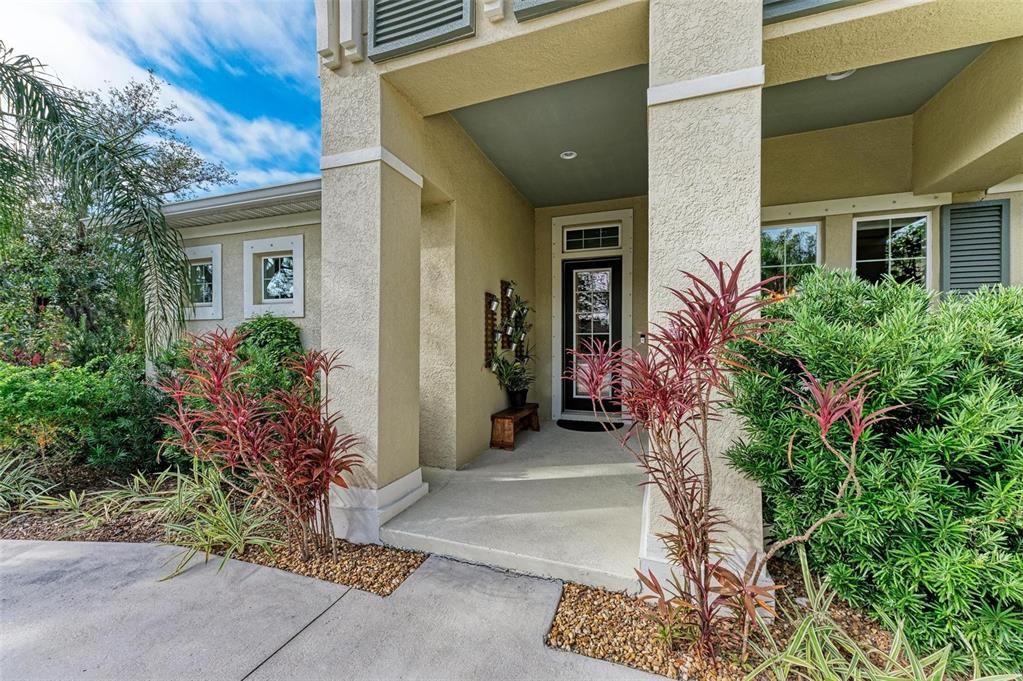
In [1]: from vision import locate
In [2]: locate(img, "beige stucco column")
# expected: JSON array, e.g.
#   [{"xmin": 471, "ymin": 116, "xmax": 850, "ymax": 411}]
[
  {"xmin": 319, "ymin": 65, "xmax": 428, "ymax": 542},
  {"xmin": 643, "ymin": 1, "xmax": 765, "ymax": 571}
]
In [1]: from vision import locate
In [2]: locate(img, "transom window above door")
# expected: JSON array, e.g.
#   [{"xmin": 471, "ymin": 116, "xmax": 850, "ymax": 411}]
[
  {"xmin": 761, "ymin": 222, "xmax": 819, "ymax": 293},
  {"xmin": 855, "ymin": 214, "xmax": 928, "ymax": 286},
  {"xmin": 563, "ymin": 224, "xmax": 621, "ymax": 253}
]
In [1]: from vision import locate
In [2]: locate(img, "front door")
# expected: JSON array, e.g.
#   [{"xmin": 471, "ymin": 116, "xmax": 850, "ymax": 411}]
[{"xmin": 561, "ymin": 257, "xmax": 622, "ymax": 413}]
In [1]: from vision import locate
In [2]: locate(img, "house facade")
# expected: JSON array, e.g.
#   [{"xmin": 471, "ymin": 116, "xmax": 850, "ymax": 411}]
[{"xmin": 165, "ymin": 0, "xmax": 1023, "ymax": 589}]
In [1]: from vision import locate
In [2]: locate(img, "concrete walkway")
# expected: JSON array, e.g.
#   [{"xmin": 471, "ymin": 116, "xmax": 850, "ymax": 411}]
[
  {"xmin": 382, "ymin": 427, "xmax": 646, "ymax": 592},
  {"xmin": 0, "ymin": 540, "xmax": 658, "ymax": 681}
]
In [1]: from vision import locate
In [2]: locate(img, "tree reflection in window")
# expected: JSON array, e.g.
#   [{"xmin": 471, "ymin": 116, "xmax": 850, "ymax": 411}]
[
  {"xmin": 855, "ymin": 216, "xmax": 926, "ymax": 285},
  {"xmin": 188, "ymin": 261, "xmax": 213, "ymax": 305},
  {"xmin": 262, "ymin": 255, "xmax": 294, "ymax": 301},
  {"xmin": 761, "ymin": 223, "xmax": 818, "ymax": 294}
]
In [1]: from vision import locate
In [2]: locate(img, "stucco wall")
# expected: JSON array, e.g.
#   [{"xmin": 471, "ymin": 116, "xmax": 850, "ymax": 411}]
[
  {"xmin": 181, "ymin": 222, "xmax": 322, "ymax": 348},
  {"xmin": 764, "ymin": 0, "xmax": 1023, "ymax": 86},
  {"xmin": 533, "ymin": 196, "xmax": 649, "ymax": 421},
  {"xmin": 913, "ymin": 38, "xmax": 1023, "ymax": 193},
  {"xmin": 419, "ymin": 201, "xmax": 458, "ymax": 469},
  {"xmin": 762, "ymin": 116, "xmax": 913, "ymax": 206},
  {"xmin": 419, "ymin": 114, "xmax": 536, "ymax": 469},
  {"xmin": 648, "ymin": 0, "xmax": 765, "ymax": 556},
  {"xmin": 377, "ymin": 0, "xmax": 648, "ymax": 116}
]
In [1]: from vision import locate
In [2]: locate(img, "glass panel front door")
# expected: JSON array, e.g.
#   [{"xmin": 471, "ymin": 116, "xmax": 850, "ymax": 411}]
[{"xmin": 562, "ymin": 257, "xmax": 622, "ymax": 412}]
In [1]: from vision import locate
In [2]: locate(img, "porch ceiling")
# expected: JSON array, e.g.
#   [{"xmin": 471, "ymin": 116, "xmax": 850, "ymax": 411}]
[
  {"xmin": 448, "ymin": 45, "xmax": 989, "ymax": 207},
  {"xmin": 763, "ymin": 43, "xmax": 988, "ymax": 138},
  {"xmin": 450, "ymin": 65, "xmax": 648, "ymax": 208}
]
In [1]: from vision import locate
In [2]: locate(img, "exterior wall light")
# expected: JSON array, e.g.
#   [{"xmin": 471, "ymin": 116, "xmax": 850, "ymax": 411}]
[{"xmin": 825, "ymin": 69, "xmax": 857, "ymax": 81}]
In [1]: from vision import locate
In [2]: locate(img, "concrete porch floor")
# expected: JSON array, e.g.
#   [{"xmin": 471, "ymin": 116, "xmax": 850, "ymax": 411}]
[{"xmin": 381, "ymin": 425, "xmax": 645, "ymax": 592}]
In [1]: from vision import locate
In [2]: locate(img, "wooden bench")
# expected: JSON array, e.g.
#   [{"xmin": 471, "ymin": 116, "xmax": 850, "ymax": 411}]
[{"xmin": 490, "ymin": 403, "xmax": 540, "ymax": 451}]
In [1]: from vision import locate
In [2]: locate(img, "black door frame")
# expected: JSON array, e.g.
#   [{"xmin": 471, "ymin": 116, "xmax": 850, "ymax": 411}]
[{"xmin": 560, "ymin": 257, "xmax": 623, "ymax": 414}]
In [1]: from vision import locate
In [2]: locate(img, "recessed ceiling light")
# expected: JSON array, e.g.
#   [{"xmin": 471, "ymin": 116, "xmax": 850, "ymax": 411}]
[
  {"xmin": 559, "ymin": 150, "xmax": 578, "ymax": 160},
  {"xmin": 825, "ymin": 69, "xmax": 857, "ymax": 81}
]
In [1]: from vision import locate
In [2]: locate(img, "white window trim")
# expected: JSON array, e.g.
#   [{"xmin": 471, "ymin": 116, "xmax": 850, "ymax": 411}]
[
  {"xmin": 852, "ymin": 212, "xmax": 933, "ymax": 289},
  {"xmin": 184, "ymin": 244, "xmax": 222, "ymax": 321},
  {"xmin": 551, "ymin": 209, "xmax": 633, "ymax": 422},
  {"xmin": 760, "ymin": 221, "xmax": 823, "ymax": 288},
  {"xmin": 243, "ymin": 234, "xmax": 304, "ymax": 318},
  {"xmin": 562, "ymin": 223, "xmax": 622, "ymax": 253}
]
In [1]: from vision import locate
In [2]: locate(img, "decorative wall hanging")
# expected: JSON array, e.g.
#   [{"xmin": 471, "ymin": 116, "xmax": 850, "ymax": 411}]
[
  {"xmin": 500, "ymin": 280, "xmax": 514, "ymax": 349},
  {"xmin": 484, "ymin": 291, "xmax": 499, "ymax": 368}
]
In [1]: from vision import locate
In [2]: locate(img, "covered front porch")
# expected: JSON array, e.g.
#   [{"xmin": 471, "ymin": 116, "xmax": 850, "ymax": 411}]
[
  {"xmin": 319, "ymin": 0, "xmax": 1021, "ymax": 592},
  {"xmin": 383, "ymin": 426, "xmax": 646, "ymax": 592}
]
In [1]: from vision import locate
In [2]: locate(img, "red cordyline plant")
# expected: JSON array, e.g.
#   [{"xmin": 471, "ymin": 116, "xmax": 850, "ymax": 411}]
[
  {"xmin": 571, "ymin": 252, "xmax": 777, "ymax": 660},
  {"xmin": 571, "ymin": 254, "xmax": 904, "ymax": 662},
  {"xmin": 157, "ymin": 329, "xmax": 362, "ymax": 558},
  {"xmin": 759, "ymin": 365, "xmax": 904, "ymax": 567}
]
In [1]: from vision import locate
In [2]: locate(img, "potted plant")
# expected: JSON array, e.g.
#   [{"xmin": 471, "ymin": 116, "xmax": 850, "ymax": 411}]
[{"xmin": 492, "ymin": 352, "xmax": 532, "ymax": 408}]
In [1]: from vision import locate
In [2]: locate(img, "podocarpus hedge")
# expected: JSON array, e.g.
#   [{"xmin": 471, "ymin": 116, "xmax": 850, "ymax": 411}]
[
  {"xmin": 726, "ymin": 269, "xmax": 1023, "ymax": 673},
  {"xmin": 0, "ymin": 353, "xmax": 164, "ymax": 475}
]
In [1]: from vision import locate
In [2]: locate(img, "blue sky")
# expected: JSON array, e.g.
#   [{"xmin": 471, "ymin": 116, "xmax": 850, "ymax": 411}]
[{"xmin": 1, "ymin": 0, "xmax": 320, "ymax": 195}]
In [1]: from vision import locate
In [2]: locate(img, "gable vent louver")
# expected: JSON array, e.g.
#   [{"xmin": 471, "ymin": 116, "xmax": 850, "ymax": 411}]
[
  {"xmin": 368, "ymin": 0, "xmax": 475, "ymax": 62},
  {"xmin": 941, "ymin": 200, "xmax": 1010, "ymax": 293}
]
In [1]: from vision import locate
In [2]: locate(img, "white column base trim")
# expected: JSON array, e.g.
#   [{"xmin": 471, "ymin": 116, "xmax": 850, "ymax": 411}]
[
  {"xmin": 321, "ymin": 146, "xmax": 424, "ymax": 188},
  {"xmin": 328, "ymin": 468, "xmax": 429, "ymax": 544},
  {"xmin": 638, "ymin": 485, "xmax": 773, "ymax": 595},
  {"xmin": 639, "ymin": 535, "xmax": 775, "ymax": 592},
  {"xmin": 647, "ymin": 65, "xmax": 765, "ymax": 107}
]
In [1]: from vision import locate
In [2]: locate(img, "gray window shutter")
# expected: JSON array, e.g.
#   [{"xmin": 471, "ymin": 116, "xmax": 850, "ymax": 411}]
[
  {"xmin": 941, "ymin": 199, "xmax": 1010, "ymax": 292},
  {"xmin": 368, "ymin": 0, "xmax": 474, "ymax": 62}
]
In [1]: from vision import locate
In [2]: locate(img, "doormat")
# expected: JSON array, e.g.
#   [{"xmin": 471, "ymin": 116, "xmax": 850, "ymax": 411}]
[{"xmin": 556, "ymin": 419, "xmax": 624, "ymax": 432}]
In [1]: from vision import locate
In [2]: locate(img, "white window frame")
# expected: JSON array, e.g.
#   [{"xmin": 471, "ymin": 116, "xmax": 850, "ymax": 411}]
[
  {"xmin": 184, "ymin": 244, "xmax": 222, "ymax": 321},
  {"xmin": 852, "ymin": 212, "xmax": 932, "ymax": 289},
  {"xmin": 259, "ymin": 254, "xmax": 296, "ymax": 301},
  {"xmin": 760, "ymin": 221, "xmax": 822, "ymax": 290},
  {"xmin": 551, "ymin": 209, "xmax": 633, "ymax": 422},
  {"xmin": 243, "ymin": 234, "xmax": 304, "ymax": 318},
  {"xmin": 562, "ymin": 223, "xmax": 622, "ymax": 253}
]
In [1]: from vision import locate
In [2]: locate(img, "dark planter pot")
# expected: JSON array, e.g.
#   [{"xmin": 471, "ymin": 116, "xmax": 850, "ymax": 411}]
[{"xmin": 507, "ymin": 389, "xmax": 528, "ymax": 409}]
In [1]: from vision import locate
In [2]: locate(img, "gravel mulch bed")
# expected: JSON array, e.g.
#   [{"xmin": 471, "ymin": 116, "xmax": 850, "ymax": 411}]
[
  {"xmin": 546, "ymin": 559, "xmax": 893, "ymax": 681},
  {"xmin": 239, "ymin": 540, "xmax": 426, "ymax": 597},
  {"xmin": 1, "ymin": 511, "xmax": 425, "ymax": 598}
]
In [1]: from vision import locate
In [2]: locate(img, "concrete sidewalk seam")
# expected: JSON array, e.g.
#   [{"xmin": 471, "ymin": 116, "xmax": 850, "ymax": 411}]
[{"xmin": 239, "ymin": 586, "xmax": 352, "ymax": 681}]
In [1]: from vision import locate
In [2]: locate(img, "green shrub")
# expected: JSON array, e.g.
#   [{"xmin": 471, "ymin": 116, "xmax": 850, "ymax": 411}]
[
  {"xmin": 235, "ymin": 314, "xmax": 302, "ymax": 361},
  {"xmin": 748, "ymin": 549, "xmax": 1019, "ymax": 681},
  {"xmin": 727, "ymin": 269, "xmax": 1023, "ymax": 673},
  {"xmin": 155, "ymin": 316, "xmax": 303, "ymax": 398},
  {"xmin": 0, "ymin": 353, "xmax": 164, "ymax": 476}
]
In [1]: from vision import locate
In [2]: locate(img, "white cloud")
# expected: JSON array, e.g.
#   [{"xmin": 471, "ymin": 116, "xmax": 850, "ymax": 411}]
[{"xmin": 0, "ymin": 0, "xmax": 319, "ymax": 191}]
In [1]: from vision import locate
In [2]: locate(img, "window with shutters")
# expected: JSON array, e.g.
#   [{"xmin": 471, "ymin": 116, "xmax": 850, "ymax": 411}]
[
  {"xmin": 941, "ymin": 200, "xmax": 1009, "ymax": 293},
  {"xmin": 368, "ymin": 0, "xmax": 475, "ymax": 62},
  {"xmin": 854, "ymin": 213, "xmax": 929, "ymax": 287}
]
